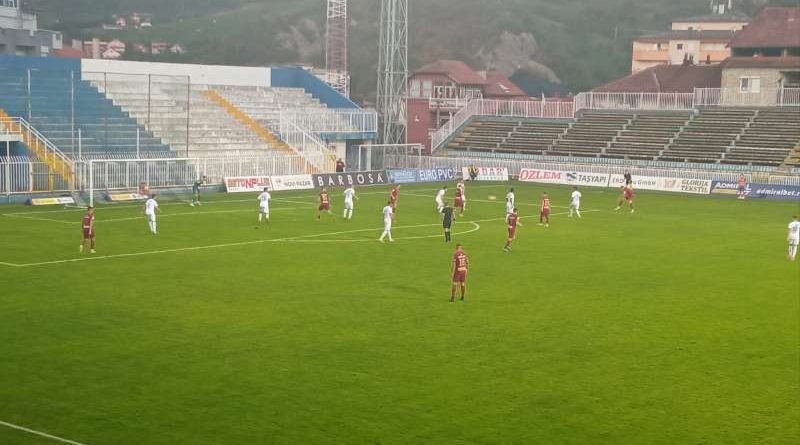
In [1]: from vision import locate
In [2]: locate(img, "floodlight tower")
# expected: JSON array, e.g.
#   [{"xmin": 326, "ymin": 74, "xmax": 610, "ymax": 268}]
[
  {"xmin": 376, "ymin": 0, "xmax": 408, "ymax": 145},
  {"xmin": 325, "ymin": 0, "xmax": 349, "ymax": 96}
]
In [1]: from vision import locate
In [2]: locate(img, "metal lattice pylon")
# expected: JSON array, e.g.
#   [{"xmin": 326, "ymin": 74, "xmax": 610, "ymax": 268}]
[
  {"xmin": 376, "ymin": 0, "xmax": 408, "ymax": 145},
  {"xmin": 325, "ymin": 0, "xmax": 349, "ymax": 96}
]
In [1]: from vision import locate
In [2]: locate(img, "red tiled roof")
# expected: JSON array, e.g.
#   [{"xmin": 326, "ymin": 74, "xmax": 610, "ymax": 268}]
[
  {"xmin": 636, "ymin": 30, "xmax": 736, "ymax": 43},
  {"xmin": 594, "ymin": 64, "xmax": 722, "ymax": 93},
  {"xmin": 729, "ymin": 7, "xmax": 800, "ymax": 48},
  {"xmin": 54, "ymin": 47, "xmax": 83, "ymax": 59},
  {"xmin": 413, "ymin": 60, "xmax": 487, "ymax": 85},
  {"xmin": 483, "ymin": 72, "xmax": 527, "ymax": 98},
  {"xmin": 723, "ymin": 56, "xmax": 800, "ymax": 69}
]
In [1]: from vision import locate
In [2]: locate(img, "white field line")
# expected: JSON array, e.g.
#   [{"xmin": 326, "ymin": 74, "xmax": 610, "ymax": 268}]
[
  {"xmin": 401, "ymin": 192, "xmax": 572, "ymax": 209},
  {"xmin": 1, "ymin": 208, "xmax": 303, "ymax": 225},
  {"xmin": 281, "ymin": 222, "xmax": 482, "ymax": 242},
  {"xmin": 0, "ymin": 211, "xmax": 599, "ymax": 268},
  {"xmin": 0, "ymin": 420, "xmax": 91, "ymax": 445}
]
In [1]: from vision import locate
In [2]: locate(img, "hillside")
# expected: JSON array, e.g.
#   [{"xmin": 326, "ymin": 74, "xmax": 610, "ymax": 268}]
[{"xmin": 31, "ymin": 0, "xmax": 796, "ymax": 102}]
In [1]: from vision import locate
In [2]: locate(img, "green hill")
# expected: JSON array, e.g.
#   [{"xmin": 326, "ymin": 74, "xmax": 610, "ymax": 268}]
[{"xmin": 31, "ymin": 0, "xmax": 798, "ymax": 102}]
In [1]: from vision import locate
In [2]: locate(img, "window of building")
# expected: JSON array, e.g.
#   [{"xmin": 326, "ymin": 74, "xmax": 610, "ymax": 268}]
[
  {"xmin": 422, "ymin": 80, "xmax": 433, "ymax": 98},
  {"xmin": 676, "ymin": 43, "xmax": 684, "ymax": 50},
  {"xmin": 1, "ymin": 0, "xmax": 19, "ymax": 8},
  {"xmin": 739, "ymin": 77, "xmax": 761, "ymax": 94},
  {"xmin": 410, "ymin": 79, "xmax": 421, "ymax": 98}
]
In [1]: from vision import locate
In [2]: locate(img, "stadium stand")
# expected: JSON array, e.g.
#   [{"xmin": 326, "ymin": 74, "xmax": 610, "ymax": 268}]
[
  {"xmin": 725, "ymin": 108, "xmax": 800, "ymax": 167},
  {"xmin": 660, "ymin": 108, "xmax": 755, "ymax": 164},
  {"xmin": 211, "ymin": 86, "xmax": 328, "ymax": 133},
  {"xmin": 444, "ymin": 119, "xmax": 570, "ymax": 155},
  {"xmin": 549, "ymin": 111, "xmax": 633, "ymax": 157},
  {"xmin": 0, "ymin": 68, "xmax": 168, "ymax": 156},
  {"xmin": 605, "ymin": 112, "xmax": 692, "ymax": 160}
]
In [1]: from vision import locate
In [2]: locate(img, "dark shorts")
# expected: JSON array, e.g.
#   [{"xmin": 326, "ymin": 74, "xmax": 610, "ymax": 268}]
[
  {"xmin": 83, "ymin": 228, "xmax": 95, "ymax": 239},
  {"xmin": 508, "ymin": 228, "xmax": 516, "ymax": 239},
  {"xmin": 455, "ymin": 198, "xmax": 464, "ymax": 208},
  {"xmin": 443, "ymin": 220, "xmax": 452, "ymax": 229},
  {"xmin": 452, "ymin": 270, "xmax": 467, "ymax": 283},
  {"xmin": 319, "ymin": 203, "xmax": 330, "ymax": 211},
  {"xmin": 540, "ymin": 208, "xmax": 550, "ymax": 217}
]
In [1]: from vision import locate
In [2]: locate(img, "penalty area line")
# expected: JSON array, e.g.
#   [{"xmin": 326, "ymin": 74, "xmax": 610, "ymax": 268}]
[{"xmin": 0, "ymin": 420, "xmax": 91, "ymax": 445}]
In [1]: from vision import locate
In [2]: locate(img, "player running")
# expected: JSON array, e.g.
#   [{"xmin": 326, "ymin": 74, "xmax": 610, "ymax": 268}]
[
  {"xmin": 435, "ymin": 186, "xmax": 447, "ymax": 213},
  {"xmin": 379, "ymin": 201, "xmax": 395, "ymax": 243},
  {"xmin": 615, "ymin": 184, "xmax": 635, "ymax": 213},
  {"xmin": 343, "ymin": 186, "xmax": 357, "ymax": 220},
  {"xmin": 454, "ymin": 182, "xmax": 465, "ymax": 217},
  {"xmin": 389, "ymin": 185, "xmax": 400, "ymax": 213},
  {"xmin": 569, "ymin": 187, "xmax": 582, "ymax": 218},
  {"xmin": 317, "ymin": 187, "xmax": 333, "ymax": 220},
  {"xmin": 190, "ymin": 176, "xmax": 206, "ymax": 207},
  {"xmin": 257, "ymin": 187, "xmax": 271, "ymax": 225},
  {"xmin": 456, "ymin": 180, "xmax": 466, "ymax": 214},
  {"xmin": 788, "ymin": 216, "xmax": 800, "ymax": 261},
  {"xmin": 539, "ymin": 192, "xmax": 551, "ymax": 227},
  {"xmin": 144, "ymin": 194, "xmax": 159, "ymax": 235},
  {"xmin": 504, "ymin": 208, "xmax": 522, "ymax": 252},
  {"xmin": 450, "ymin": 244, "xmax": 469, "ymax": 302},
  {"xmin": 505, "ymin": 187, "xmax": 516, "ymax": 220},
  {"xmin": 80, "ymin": 206, "xmax": 96, "ymax": 254},
  {"xmin": 442, "ymin": 200, "xmax": 455, "ymax": 242},
  {"xmin": 737, "ymin": 174, "xmax": 747, "ymax": 200}
]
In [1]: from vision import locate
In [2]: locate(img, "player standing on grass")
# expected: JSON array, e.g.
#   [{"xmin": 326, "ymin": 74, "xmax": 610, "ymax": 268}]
[
  {"xmin": 80, "ymin": 206, "xmax": 96, "ymax": 254},
  {"xmin": 569, "ymin": 187, "xmax": 582, "ymax": 218},
  {"xmin": 738, "ymin": 174, "xmax": 748, "ymax": 200},
  {"xmin": 379, "ymin": 201, "xmax": 394, "ymax": 243},
  {"xmin": 435, "ymin": 186, "xmax": 447, "ymax": 213},
  {"xmin": 257, "ymin": 187, "xmax": 271, "ymax": 225},
  {"xmin": 788, "ymin": 216, "xmax": 800, "ymax": 261},
  {"xmin": 390, "ymin": 185, "xmax": 400, "ymax": 213},
  {"xmin": 145, "ymin": 194, "xmax": 159, "ymax": 235},
  {"xmin": 455, "ymin": 182, "xmax": 465, "ymax": 217},
  {"xmin": 539, "ymin": 192, "xmax": 551, "ymax": 227},
  {"xmin": 343, "ymin": 185, "xmax": 357, "ymax": 220},
  {"xmin": 317, "ymin": 187, "xmax": 333, "ymax": 220},
  {"xmin": 504, "ymin": 208, "xmax": 521, "ymax": 252},
  {"xmin": 442, "ymin": 200, "xmax": 455, "ymax": 242},
  {"xmin": 450, "ymin": 243, "xmax": 469, "ymax": 302},
  {"xmin": 190, "ymin": 176, "xmax": 206, "ymax": 207},
  {"xmin": 457, "ymin": 180, "xmax": 466, "ymax": 214},
  {"xmin": 505, "ymin": 187, "xmax": 516, "ymax": 220},
  {"xmin": 615, "ymin": 184, "xmax": 635, "ymax": 213}
]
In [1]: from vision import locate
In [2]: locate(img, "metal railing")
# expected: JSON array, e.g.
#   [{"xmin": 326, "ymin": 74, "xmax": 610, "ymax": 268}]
[
  {"xmin": 695, "ymin": 87, "xmax": 800, "ymax": 107},
  {"xmin": 278, "ymin": 118, "xmax": 336, "ymax": 172},
  {"xmin": 280, "ymin": 108, "xmax": 378, "ymax": 136},
  {"xmin": 574, "ymin": 92, "xmax": 695, "ymax": 111}
]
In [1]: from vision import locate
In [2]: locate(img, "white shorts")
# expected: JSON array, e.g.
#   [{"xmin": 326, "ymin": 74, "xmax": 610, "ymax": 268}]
[
  {"xmin": 790, "ymin": 237, "xmax": 799, "ymax": 247},
  {"xmin": 384, "ymin": 220, "xmax": 392, "ymax": 231},
  {"xmin": 506, "ymin": 203, "xmax": 514, "ymax": 214},
  {"xmin": 344, "ymin": 201, "xmax": 353, "ymax": 210},
  {"xmin": 260, "ymin": 206, "xmax": 270, "ymax": 214},
  {"xmin": 570, "ymin": 202, "xmax": 580, "ymax": 210},
  {"xmin": 436, "ymin": 199, "xmax": 444, "ymax": 207},
  {"xmin": 146, "ymin": 213, "xmax": 156, "ymax": 222}
]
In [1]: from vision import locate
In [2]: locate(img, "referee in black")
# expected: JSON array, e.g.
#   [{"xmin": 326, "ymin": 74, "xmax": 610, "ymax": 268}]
[{"xmin": 442, "ymin": 200, "xmax": 455, "ymax": 242}]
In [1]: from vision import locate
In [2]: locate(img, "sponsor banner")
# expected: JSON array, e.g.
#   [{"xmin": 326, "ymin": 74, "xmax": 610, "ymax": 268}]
[
  {"xmin": 387, "ymin": 169, "xmax": 418, "ymax": 184},
  {"xmin": 29, "ymin": 197, "xmax": 75, "ymax": 206},
  {"xmin": 519, "ymin": 168, "xmax": 610, "ymax": 187},
  {"xmin": 712, "ymin": 181, "xmax": 800, "ymax": 200},
  {"xmin": 610, "ymin": 175, "xmax": 711, "ymax": 194},
  {"xmin": 224, "ymin": 176, "xmax": 272, "ymax": 193},
  {"xmin": 270, "ymin": 174, "xmax": 314, "ymax": 191},
  {"xmin": 387, "ymin": 168, "xmax": 457, "ymax": 184},
  {"xmin": 107, "ymin": 193, "xmax": 147, "ymax": 202},
  {"xmin": 462, "ymin": 166, "xmax": 509, "ymax": 182},
  {"xmin": 312, "ymin": 170, "xmax": 387, "ymax": 188}
]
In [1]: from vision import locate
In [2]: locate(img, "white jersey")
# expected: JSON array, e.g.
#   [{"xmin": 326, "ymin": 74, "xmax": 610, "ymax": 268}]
[
  {"xmin": 258, "ymin": 191, "xmax": 271, "ymax": 209},
  {"xmin": 505, "ymin": 192, "xmax": 515, "ymax": 213},
  {"xmin": 382, "ymin": 205, "xmax": 394, "ymax": 223},
  {"xmin": 571, "ymin": 191, "xmax": 582, "ymax": 205},
  {"xmin": 789, "ymin": 221, "xmax": 800, "ymax": 241},
  {"xmin": 145, "ymin": 198, "xmax": 158, "ymax": 215},
  {"xmin": 436, "ymin": 189, "xmax": 446, "ymax": 203},
  {"xmin": 344, "ymin": 187, "xmax": 355, "ymax": 204}
]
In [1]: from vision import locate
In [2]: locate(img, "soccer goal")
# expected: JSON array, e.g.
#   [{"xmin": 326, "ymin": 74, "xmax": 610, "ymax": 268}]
[{"xmin": 355, "ymin": 143, "xmax": 424, "ymax": 171}]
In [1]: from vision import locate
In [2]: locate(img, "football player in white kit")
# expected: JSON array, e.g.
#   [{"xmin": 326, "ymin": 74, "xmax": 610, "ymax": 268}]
[
  {"xmin": 435, "ymin": 186, "xmax": 447, "ymax": 213},
  {"xmin": 379, "ymin": 200, "xmax": 395, "ymax": 243},
  {"xmin": 505, "ymin": 187, "xmax": 515, "ymax": 220},
  {"xmin": 569, "ymin": 186, "xmax": 582, "ymax": 218},
  {"xmin": 787, "ymin": 216, "xmax": 800, "ymax": 261},
  {"xmin": 257, "ymin": 187, "xmax": 271, "ymax": 225},
  {"xmin": 144, "ymin": 194, "xmax": 159, "ymax": 234},
  {"xmin": 343, "ymin": 186, "xmax": 357, "ymax": 220}
]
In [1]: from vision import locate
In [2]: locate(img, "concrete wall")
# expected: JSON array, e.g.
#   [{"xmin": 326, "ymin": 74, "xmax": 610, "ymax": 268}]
[
  {"xmin": 721, "ymin": 67, "xmax": 784, "ymax": 106},
  {"xmin": 671, "ymin": 21, "xmax": 746, "ymax": 32},
  {"xmin": 81, "ymin": 59, "xmax": 271, "ymax": 87},
  {"xmin": 270, "ymin": 67, "xmax": 359, "ymax": 109}
]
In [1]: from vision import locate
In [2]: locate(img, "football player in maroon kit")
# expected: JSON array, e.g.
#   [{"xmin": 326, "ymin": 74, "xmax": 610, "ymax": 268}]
[
  {"xmin": 454, "ymin": 183, "xmax": 465, "ymax": 217},
  {"xmin": 539, "ymin": 192, "xmax": 551, "ymax": 227},
  {"xmin": 80, "ymin": 206, "xmax": 96, "ymax": 254},
  {"xmin": 615, "ymin": 184, "xmax": 635, "ymax": 213},
  {"xmin": 389, "ymin": 185, "xmax": 400, "ymax": 213},
  {"xmin": 504, "ymin": 208, "xmax": 522, "ymax": 252},
  {"xmin": 317, "ymin": 187, "xmax": 334, "ymax": 220},
  {"xmin": 450, "ymin": 244, "xmax": 469, "ymax": 302}
]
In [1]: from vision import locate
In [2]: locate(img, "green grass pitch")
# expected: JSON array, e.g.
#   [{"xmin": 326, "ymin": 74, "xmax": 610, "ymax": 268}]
[{"xmin": 0, "ymin": 182, "xmax": 798, "ymax": 445}]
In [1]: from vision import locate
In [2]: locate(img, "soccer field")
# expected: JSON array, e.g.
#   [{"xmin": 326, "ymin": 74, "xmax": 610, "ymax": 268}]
[{"xmin": 0, "ymin": 182, "xmax": 798, "ymax": 445}]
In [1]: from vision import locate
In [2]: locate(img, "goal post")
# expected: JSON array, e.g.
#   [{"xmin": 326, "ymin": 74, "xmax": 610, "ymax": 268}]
[{"xmin": 355, "ymin": 143, "xmax": 424, "ymax": 171}]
